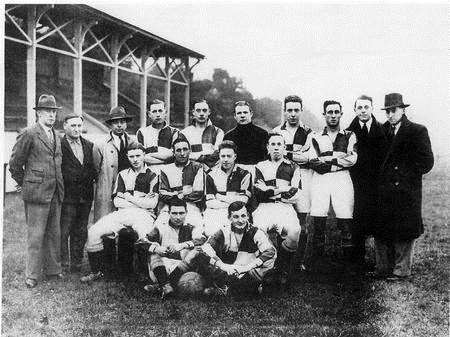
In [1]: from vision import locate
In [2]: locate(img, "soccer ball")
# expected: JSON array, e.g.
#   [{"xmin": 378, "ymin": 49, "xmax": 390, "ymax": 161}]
[{"xmin": 177, "ymin": 272, "xmax": 205, "ymax": 296}]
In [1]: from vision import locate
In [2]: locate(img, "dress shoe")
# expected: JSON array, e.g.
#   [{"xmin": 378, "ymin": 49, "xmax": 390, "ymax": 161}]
[{"xmin": 25, "ymin": 278, "xmax": 38, "ymax": 288}]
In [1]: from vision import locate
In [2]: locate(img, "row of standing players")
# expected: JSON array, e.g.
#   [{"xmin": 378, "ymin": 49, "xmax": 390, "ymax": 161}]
[{"xmin": 10, "ymin": 93, "xmax": 433, "ymax": 292}]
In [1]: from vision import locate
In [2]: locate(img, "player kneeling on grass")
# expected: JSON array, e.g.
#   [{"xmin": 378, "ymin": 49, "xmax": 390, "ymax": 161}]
[
  {"xmin": 141, "ymin": 199, "xmax": 206, "ymax": 298},
  {"xmin": 203, "ymin": 140, "xmax": 252, "ymax": 236},
  {"xmin": 81, "ymin": 143, "xmax": 158, "ymax": 283},
  {"xmin": 252, "ymin": 133, "xmax": 302, "ymax": 286},
  {"xmin": 199, "ymin": 201, "xmax": 276, "ymax": 296}
]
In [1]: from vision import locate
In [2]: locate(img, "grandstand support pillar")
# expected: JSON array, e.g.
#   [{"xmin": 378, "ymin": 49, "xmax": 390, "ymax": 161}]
[
  {"xmin": 73, "ymin": 22, "xmax": 83, "ymax": 116},
  {"xmin": 110, "ymin": 35, "xmax": 119, "ymax": 108},
  {"xmin": 110, "ymin": 33, "xmax": 133, "ymax": 109},
  {"xmin": 73, "ymin": 20, "xmax": 97, "ymax": 116},
  {"xmin": 183, "ymin": 57, "xmax": 190, "ymax": 127},
  {"xmin": 140, "ymin": 51, "xmax": 148, "ymax": 128},
  {"xmin": 26, "ymin": 6, "xmax": 37, "ymax": 126},
  {"xmin": 164, "ymin": 56, "xmax": 171, "ymax": 123}
]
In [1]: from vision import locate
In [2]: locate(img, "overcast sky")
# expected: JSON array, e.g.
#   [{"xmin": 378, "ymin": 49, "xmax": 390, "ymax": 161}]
[{"xmin": 95, "ymin": 1, "xmax": 448, "ymax": 154}]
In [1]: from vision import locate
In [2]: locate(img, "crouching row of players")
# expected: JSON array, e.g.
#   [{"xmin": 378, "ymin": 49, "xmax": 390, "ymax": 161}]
[
  {"xmin": 142, "ymin": 199, "xmax": 276, "ymax": 298},
  {"xmin": 80, "ymin": 134, "xmax": 301, "ymax": 297}
]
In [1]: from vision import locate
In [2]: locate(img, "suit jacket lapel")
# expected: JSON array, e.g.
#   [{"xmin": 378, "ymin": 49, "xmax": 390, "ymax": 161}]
[
  {"xmin": 63, "ymin": 136, "xmax": 82, "ymax": 166},
  {"xmin": 37, "ymin": 123, "xmax": 55, "ymax": 153},
  {"xmin": 381, "ymin": 116, "xmax": 409, "ymax": 169},
  {"xmin": 108, "ymin": 132, "xmax": 119, "ymax": 152},
  {"xmin": 81, "ymin": 137, "xmax": 90, "ymax": 166}
]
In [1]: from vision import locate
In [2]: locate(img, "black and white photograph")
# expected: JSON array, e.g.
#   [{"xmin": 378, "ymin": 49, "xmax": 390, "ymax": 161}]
[{"xmin": 1, "ymin": 1, "xmax": 448, "ymax": 336}]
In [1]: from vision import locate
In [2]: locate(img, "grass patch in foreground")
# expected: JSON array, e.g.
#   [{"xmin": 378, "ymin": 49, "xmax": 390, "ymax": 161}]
[{"xmin": 2, "ymin": 157, "xmax": 449, "ymax": 336}]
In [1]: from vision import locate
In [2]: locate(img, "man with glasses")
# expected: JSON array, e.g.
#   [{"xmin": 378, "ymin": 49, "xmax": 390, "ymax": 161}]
[
  {"xmin": 346, "ymin": 95, "xmax": 388, "ymax": 271},
  {"xmin": 273, "ymin": 95, "xmax": 313, "ymax": 270},
  {"xmin": 136, "ymin": 99, "xmax": 181, "ymax": 173},
  {"xmin": 307, "ymin": 100, "xmax": 357, "ymax": 272},
  {"xmin": 223, "ymin": 101, "xmax": 269, "ymax": 176},
  {"xmin": 373, "ymin": 93, "xmax": 433, "ymax": 281},
  {"xmin": 182, "ymin": 99, "xmax": 224, "ymax": 169},
  {"xmin": 9, "ymin": 94, "xmax": 65, "ymax": 288}
]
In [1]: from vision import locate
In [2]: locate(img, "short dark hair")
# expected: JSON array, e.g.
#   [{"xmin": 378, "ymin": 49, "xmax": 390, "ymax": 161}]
[
  {"xmin": 169, "ymin": 198, "xmax": 187, "ymax": 211},
  {"xmin": 191, "ymin": 98, "xmax": 209, "ymax": 110},
  {"xmin": 172, "ymin": 137, "xmax": 190, "ymax": 149},
  {"xmin": 267, "ymin": 132, "xmax": 285, "ymax": 145},
  {"xmin": 148, "ymin": 99, "xmax": 165, "ymax": 110},
  {"xmin": 228, "ymin": 201, "xmax": 248, "ymax": 217},
  {"xmin": 126, "ymin": 142, "xmax": 145, "ymax": 153},
  {"xmin": 354, "ymin": 95, "xmax": 373, "ymax": 109},
  {"xmin": 234, "ymin": 100, "xmax": 252, "ymax": 113},
  {"xmin": 284, "ymin": 95, "xmax": 303, "ymax": 110},
  {"xmin": 323, "ymin": 100, "xmax": 342, "ymax": 114},
  {"xmin": 218, "ymin": 140, "xmax": 237, "ymax": 153}
]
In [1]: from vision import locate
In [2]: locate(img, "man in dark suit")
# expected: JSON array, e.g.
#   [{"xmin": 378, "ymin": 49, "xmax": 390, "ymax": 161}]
[
  {"xmin": 346, "ymin": 95, "xmax": 388, "ymax": 270},
  {"xmin": 60, "ymin": 113, "xmax": 97, "ymax": 273},
  {"xmin": 9, "ymin": 94, "xmax": 65, "ymax": 288},
  {"xmin": 374, "ymin": 93, "xmax": 434, "ymax": 281}
]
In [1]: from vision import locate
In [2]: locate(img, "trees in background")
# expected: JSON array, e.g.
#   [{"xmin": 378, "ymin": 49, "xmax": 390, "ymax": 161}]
[{"xmin": 189, "ymin": 68, "xmax": 321, "ymax": 132}]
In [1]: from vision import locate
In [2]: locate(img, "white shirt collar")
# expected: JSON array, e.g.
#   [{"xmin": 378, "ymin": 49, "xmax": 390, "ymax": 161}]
[{"xmin": 358, "ymin": 116, "xmax": 373, "ymax": 131}]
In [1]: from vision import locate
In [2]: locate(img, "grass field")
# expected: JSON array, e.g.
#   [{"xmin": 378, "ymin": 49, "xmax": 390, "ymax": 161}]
[{"xmin": 2, "ymin": 156, "xmax": 449, "ymax": 337}]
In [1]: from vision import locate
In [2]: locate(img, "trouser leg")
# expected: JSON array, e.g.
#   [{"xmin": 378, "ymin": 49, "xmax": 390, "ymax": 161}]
[
  {"xmin": 60, "ymin": 203, "xmax": 75, "ymax": 270},
  {"xmin": 69, "ymin": 202, "xmax": 91, "ymax": 269},
  {"xmin": 392, "ymin": 240, "xmax": 415, "ymax": 277},
  {"xmin": 25, "ymin": 202, "xmax": 51, "ymax": 280},
  {"xmin": 42, "ymin": 193, "xmax": 62, "ymax": 276},
  {"xmin": 374, "ymin": 238, "xmax": 394, "ymax": 275}
]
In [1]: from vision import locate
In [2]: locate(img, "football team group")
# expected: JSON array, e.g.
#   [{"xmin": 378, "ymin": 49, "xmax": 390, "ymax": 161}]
[{"xmin": 9, "ymin": 92, "xmax": 434, "ymax": 298}]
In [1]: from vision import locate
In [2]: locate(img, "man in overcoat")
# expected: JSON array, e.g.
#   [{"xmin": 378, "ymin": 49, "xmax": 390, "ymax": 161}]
[
  {"xmin": 93, "ymin": 106, "xmax": 134, "ymax": 222},
  {"xmin": 92, "ymin": 106, "xmax": 135, "ymax": 276},
  {"xmin": 9, "ymin": 94, "xmax": 65, "ymax": 288},
  {"xmin": 60, "ymin": 113, "xmax": 97, "ymax": 273},
  {"xmin": 374, "ymin": 93, "xmax": 433, "ymax": 280},
  {"xmin": 346, "ymin": 95, "xmax": 388, "ymax": 270}
]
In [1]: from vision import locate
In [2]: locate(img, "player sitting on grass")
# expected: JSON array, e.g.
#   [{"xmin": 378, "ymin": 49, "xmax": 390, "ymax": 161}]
[
  {"xmin": 252, "ymin": 133, "xmax": 302, "ymax": 286},
  {"xmin": 199, "ymin": 201, "xmax": 276, "ymax": 296},
  {"xmin": 203, "ymin": 140, "xmax": 252, "ymax": 236},
  {"xmin": 141, "ymin": 199, "xmax": 206, "ymax": 299},
  {"xmin": 81, "ymin": 143, "xmax": 158, "ymax": 283}
]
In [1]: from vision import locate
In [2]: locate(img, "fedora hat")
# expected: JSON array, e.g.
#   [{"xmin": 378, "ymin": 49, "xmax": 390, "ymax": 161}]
[
  {"xmin": 105, "ymin": 106, "xmax": 132, "ymax": 124},
  {"xmin": 33, "ymin": 94, "xmax": 61, "ymax": 110},
  {"xmin": 381, "ymin": 93, "xmax": 410, "ymax": 110}
]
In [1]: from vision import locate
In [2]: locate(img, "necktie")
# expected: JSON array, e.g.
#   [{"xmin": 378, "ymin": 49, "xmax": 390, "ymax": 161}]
[
  {"xmin": 48, "ymin": 129, "xmax": 54, "ymax": 144},
  {"xmin": 119, "ymin": 135, "xmax": 125, "ymax": 152},
  {"xmin": 361, "ymin": 122, "xmax": 368, "ymax": 137},
  {"xmin": 388, "ymin": 125, "xmax": 396, "ymax": 142}
]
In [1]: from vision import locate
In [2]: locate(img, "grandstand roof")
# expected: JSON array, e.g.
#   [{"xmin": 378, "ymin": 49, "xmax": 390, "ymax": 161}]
[{"xmin": 6, "ymin": 3, "xmax": 205, "ymax": 60}]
